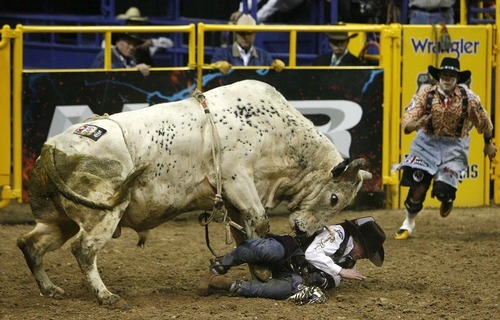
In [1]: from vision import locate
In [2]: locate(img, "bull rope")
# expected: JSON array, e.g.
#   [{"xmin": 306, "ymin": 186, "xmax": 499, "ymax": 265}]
[{"xmin": 192, "ymin": 89, "xmax": 245, "ymax": 256}]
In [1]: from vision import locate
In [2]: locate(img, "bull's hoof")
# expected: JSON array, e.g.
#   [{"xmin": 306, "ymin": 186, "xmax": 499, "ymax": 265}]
[
  {"xmin": 40, "ymin": 285, "xmax": 65, "ymax": 299},
  {"xmin": 99, "ymin": 294, "xmax": 130, "ymax": 310},
  {"xmin": 251, "ymin": 265, "xmax": 272, "ymax": 282},
  {"xmin": 196, "ymin": 271, "xmax": 215, "ymax": 296}
]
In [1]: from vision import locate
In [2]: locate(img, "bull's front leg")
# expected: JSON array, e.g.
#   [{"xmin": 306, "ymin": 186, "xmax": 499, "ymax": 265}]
[
  {"xmin": 243, "ymin": 209, "xmax": 269, "ymax": 238},
  {"xmin": 226, "ymin": 208, "xmax": 273, "ymax": 282},
  {"xmin": 220, "ymin": 168, "xmax": 270, "ymax": 238},
  {"xmin": 224, "ymin": 206, "xmax": 269, "ymax": 240},
  {"xmin": 223, "ymin": 180, "xmax": 272, "ymax": 282}
]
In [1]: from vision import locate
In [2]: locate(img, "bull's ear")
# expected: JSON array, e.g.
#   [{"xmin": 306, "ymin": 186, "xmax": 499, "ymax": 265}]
[
  {"xmin": 335, "ymin": 158, "xmax": 366, "ymax": 181},
  {"xmin": 331, "ymin": 159, "xmax": 349, "ymax": 178}
]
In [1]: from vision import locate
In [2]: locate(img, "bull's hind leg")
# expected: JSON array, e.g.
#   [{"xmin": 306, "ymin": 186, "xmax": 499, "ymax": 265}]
[
  {"xmin": 69, "ymin": 206, "xmax": 128, "ymax": 309},
  {"xmin": 17, "ymin": 206, "xmax": 79, "ymax": 298}
]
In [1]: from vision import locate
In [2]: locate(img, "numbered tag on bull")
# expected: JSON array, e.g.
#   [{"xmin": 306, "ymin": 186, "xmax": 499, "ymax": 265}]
[{"xmin": 74, "ymin": 124, "xmax": 107, "ymax": 141}]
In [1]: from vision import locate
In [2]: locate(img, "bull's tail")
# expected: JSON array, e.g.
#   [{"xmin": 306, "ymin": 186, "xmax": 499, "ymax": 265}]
[{"xmin": 40, "ymin": 144, "xmax": 148, "ymax": 210}]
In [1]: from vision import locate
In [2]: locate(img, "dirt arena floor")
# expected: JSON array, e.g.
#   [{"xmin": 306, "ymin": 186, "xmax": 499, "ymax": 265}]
[{"xmin": 1, "ymin": 205, "xmax": 499, "ymax": 320}]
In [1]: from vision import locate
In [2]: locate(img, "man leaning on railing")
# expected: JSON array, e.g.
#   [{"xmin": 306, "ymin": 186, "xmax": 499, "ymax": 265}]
[
  {"xmin": 210, "ymin": 14, "xmax": 285, "ymax": 74},
  {"xmin": 91, "ymin": 33, "xmax": 151, "ymax": 76}
]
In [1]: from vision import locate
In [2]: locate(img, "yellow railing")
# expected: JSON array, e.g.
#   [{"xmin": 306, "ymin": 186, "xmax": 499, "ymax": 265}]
[
  {"xmin": 0, "ymin": 25, "xmax": 19, "ymax": 208},
  {"xmin": 1, "ymin": 22, "xmax": 498, "ymax": 208},
  {"xmin": 18, "ymin": 24, "xmax": 197, "ymax": 70},
  {"xmin": 495, "ymin": 7, "xmax": 500, "ymax": 204},
  {"xmin": 196, "ymin": 23, "xmax": 386, "ymax": 85},
  {"xmin": 0, "ymin": 24, "xmax": 197, "ymax": 208}
]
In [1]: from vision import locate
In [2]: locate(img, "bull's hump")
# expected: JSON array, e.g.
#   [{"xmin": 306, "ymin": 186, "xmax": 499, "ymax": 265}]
[
  {"xmin": 208, "ymin": 81, "xmax": 308, "ymax": 132},
  {"xmin": 200, "ymin": 81, "xmax": 333, "ymax": 162}
]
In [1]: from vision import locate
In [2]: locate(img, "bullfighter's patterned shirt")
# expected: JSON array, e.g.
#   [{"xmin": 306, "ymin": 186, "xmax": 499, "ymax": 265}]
[{"xmin": 402, "ymin": 84, "xmax": 493, "ymax": 138}]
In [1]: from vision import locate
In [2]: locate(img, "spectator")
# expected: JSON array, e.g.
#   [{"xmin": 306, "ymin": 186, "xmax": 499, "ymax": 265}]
[
  {"xmin": 211, "ymin": 14, "xmax": 285, "ymax": 74},
  {"xmin": 312, "ymin": 30, "xmax": 363, "ymax": 66},
  {"xmin": 197, "ymin": 216, "xmax": 386, "ymax": 302},
  {"xmin": 335, "ymin": 0, "xmax": 382, "ymax": 24},
  {"xmin": 116, "ymin": 7, "xmax": 174, "ymax": 66},
  {"xmin": 92, "ymin": 33, "xmax": 151, "ymax": 76},
  {"xmin": 230, "ymin": 0, "xmax": 305, "ymax": 23},
  {"xmin": 393, "ymin": 57, "xmax": 496, "ymax": 240},
  {"xmin": 408, "ymin": 0, "xmax": 455, "ymax": 24}
]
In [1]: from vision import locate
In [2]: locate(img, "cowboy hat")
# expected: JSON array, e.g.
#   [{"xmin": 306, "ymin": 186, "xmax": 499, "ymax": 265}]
[
  {"xmin": 343, "ymin": 216, "xmax": 386, "ymax": 267},
  {"xmin": 236, "ymin": 14, "xmax": 257, "ymax": 26},
  {"xmin": 325, "ymin": 31, "xmax": 358, "ymax": 41},
  {"xmin": 324, "ymin": 22, "xmax": 358, "ymax": 41},
  {"xmin": 112, "ymin": 33, "xmax": 145, "ymax": 46},
  {"xmin": 428, "ymin": 57, "xmax": 471, "ymax": 84},
  {"xmin": 116, "ymin": 7, "xmax": 148, "ymax": 22}
]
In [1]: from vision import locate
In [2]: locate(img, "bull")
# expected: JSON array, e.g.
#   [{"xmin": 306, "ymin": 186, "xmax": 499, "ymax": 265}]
[{"xmin": 17, "ymin": 80, "xmax": 371, "ymax": 308}]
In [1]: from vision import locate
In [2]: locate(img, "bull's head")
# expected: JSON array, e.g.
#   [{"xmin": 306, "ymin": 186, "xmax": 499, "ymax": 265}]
[{"xmin": 288, "ymin": 158, "xmax": 372, "ymax": 236}]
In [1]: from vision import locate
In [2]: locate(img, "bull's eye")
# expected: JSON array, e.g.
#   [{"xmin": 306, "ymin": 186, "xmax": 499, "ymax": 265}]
[{"xmin": 330, "ymin": 194, "xmax": 339, "ymax": 206}]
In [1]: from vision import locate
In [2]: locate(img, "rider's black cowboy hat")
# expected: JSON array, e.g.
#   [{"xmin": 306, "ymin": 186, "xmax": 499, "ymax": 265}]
[
  {"xmin": 343, "ymin": 216, "xmax": 386, "ymax": 267},
  {"xmin": 428, "ymin": 57, "xmax": 471, "ymax": 84}
]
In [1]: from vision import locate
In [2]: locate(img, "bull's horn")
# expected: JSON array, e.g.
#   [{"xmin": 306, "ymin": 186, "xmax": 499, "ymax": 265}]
[
  {"xmin": 331, "ymin": 159, "xmax": 349, "ymax": 178},
  {"xmin": 360, "ymin": 170, "xmax": 372, "ymax": 180},
  {"xmin": 339, "ymin": 158, "xmax": 366, "ymax": 180}
]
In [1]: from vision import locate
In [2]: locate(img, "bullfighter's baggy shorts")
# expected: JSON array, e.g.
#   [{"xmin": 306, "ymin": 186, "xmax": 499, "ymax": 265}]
[{"xmin": 392, "ymin": 130, "xmax": 470, "ymax": 189}]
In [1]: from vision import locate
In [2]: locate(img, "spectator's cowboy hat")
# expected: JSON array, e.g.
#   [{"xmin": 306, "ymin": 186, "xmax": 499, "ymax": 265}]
[
  {"xmin": 325, "ymin": 31, "xmax": 358, "ymax": 41},
  {"xmin": 324, "ymin": 22, "xmax": 358, "ymax": 41},
  {"xmin": 236, "ymin": 14, "xmax": 257, "ymax": 26},
  {"xmin": 112, "ymin": 33, "xmax": 145, "ymax": 46},
  {"xmin": 428, "ymin": 57, "xmax": 471, "ymax": 83},
  {"xmin": 235, "ymin": 13, "xmax": 257, "ymax": 30},
  {"xmin": 343, "ymin": 216, "xmax": 386, "ymax": 267},
  {"xmin": 116, "ymin": 7, "xmax": 148, "ymax": 22}
]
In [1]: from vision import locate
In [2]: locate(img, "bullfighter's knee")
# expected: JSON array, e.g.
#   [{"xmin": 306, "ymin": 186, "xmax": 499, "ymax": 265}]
[{"xmin": 431, "ymin": 181, "xmax": 456, "ymax": 202}]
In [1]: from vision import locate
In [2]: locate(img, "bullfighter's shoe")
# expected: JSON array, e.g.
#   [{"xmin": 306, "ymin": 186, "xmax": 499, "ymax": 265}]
[
  {"xmin": 394, "ymin": 229, "xmax": 411, "ymax": 240},
  {"xmin": 439, "ymin": 200, "xmax": 453, "ymax": 218},
  {"xmin": 394, "ymin": 211, "xmax": 417, "ymax": 240}
]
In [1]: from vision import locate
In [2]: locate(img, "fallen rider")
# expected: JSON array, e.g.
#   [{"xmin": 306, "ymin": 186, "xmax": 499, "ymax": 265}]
[{"xmin": 197, "ymin": 216, "xmax": 386, "ymax": 304}]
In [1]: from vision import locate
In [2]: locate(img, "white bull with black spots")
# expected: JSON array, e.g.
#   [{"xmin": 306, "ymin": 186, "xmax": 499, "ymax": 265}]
[{"xmin": 18, "ymin": 80, "xmax": 371, "ymax": 308}]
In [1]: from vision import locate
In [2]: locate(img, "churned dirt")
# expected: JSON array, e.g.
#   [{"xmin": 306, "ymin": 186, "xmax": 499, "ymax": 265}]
[{"xmin": 0, "ymin": 205, "xmax": 499, "ymax": 320}]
